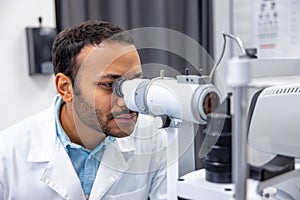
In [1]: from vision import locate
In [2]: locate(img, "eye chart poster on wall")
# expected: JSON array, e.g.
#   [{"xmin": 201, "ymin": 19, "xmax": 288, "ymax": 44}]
[{"xmin": 254, "ymin": 0, "xmax": 300, "ymax": 58}]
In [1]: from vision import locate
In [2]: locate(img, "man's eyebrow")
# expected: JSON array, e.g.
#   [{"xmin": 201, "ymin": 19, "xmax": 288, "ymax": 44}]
[
  {"xmin": 98, "ymin": 71, "xmax": 143, "ymax": 79},
  {"xmin": 98, "ymin": 74, "xmax": 121, "ymax": 79}
]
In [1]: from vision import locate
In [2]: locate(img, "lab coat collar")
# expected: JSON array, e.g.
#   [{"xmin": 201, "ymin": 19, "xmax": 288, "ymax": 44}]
[
  {"xmin": 26, "ymin": 95, "xmax": 59, "ymax": 162},
  {"xmin": 26, "ymin": 95, "xmax": 85, "ymax": 199}
]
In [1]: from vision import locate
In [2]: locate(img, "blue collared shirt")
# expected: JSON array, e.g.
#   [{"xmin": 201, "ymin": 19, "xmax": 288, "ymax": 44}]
[{"xmin": 54, "ymin": 96, "xmax": 115, "ymax": 198}]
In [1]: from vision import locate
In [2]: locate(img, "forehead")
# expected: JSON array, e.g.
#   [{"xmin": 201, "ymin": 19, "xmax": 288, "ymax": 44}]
[{"xmin": 77, "ymin": 42, "xmax": 141, "ymax": 78}]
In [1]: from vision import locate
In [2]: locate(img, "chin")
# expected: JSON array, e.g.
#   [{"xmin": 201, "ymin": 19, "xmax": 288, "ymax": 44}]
[
  {"xmin": 114, "ymin": 127, "xmax": 136, "ymax": 137},
  {"xmin": 107, "ymin": 119, "xmax": 136, "ymax": 136}
]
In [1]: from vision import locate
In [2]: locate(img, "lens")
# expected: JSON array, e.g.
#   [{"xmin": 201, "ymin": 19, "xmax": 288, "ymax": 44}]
[{"xmin": 203, "ymin": 92, "xmax": 220, "ymax": 115}]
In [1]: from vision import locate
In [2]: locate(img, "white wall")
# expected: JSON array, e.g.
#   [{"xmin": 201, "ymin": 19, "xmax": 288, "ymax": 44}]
[
  {"xmin": 232, "ymin": 0, "xmax": 255, "ymax": 53},
  {"xmin": 212, "ymin": 0, "xmax": 231, "ymax": 96},
  {"xmin": 213, "ymin": 0, "xmax": 231, "ymax": 63},
  {"xmin": 0, "ymin": 0, "xmax": 57, "ymax": 131}
]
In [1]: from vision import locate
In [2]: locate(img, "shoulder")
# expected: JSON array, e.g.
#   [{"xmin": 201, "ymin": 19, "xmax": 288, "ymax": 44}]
[
  {"xmin": 1, "ymin": 108, "xmax": 52, "ymax": 134},
  {"xmin": 0, "ymin": 108, "xmax": 53, "ymax": 150},
  {"xmin": 0, "ymin": 95, "xmax": 58, "ymax": 141}
]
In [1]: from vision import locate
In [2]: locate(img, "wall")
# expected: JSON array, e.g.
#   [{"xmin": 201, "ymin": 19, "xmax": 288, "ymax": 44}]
[
  {"xmin": 0, "ymin": 0, "xmax": 57, "ymax": 131},
  {"xmin": 212, "ymin": 0, "xmax": 231, "ymax": 96},
  {"xmin": 232, "ymin": 0, "xmax": 255, "ymax": 53}
]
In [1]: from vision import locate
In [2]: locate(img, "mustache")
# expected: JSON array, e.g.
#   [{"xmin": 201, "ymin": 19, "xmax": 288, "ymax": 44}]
[{"xmin": 106, "ymin": 108, "xmax": 137, "ymax": 121}]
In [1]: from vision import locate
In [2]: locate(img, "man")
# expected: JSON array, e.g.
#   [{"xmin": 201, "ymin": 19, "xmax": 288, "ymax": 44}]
[{"xmin": 0, "ymin": 20, "xmax": 167, "ymax": 200}]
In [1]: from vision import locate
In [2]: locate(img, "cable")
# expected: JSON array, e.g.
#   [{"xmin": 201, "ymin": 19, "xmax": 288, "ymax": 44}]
[{"xmin": 209, "ymin": 32, "xmax": 247, "ymax": 83}]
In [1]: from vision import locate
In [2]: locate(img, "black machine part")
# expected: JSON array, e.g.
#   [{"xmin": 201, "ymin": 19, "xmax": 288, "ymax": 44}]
[
  {"xmin": 249, "ymin": 155, "xmax": 295, "ymax": 181},
  {"xmin": 203, "ymin": 93, "xmax": 233, "ymax": 184}
]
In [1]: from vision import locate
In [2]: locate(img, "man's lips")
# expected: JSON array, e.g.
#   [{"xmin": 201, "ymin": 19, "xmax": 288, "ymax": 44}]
[
  {"xmin": 107, "ymin": 108, "xmax": 137, "ymax": 121},
  {"xmin": 114, "ymin": 113, "xmax": 137, "ymax": 119}
]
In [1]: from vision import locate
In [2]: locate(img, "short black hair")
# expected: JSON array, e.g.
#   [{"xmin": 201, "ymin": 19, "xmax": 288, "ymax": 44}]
[{"xmin": 52, "ymin": 20, "xmax": 134, "ymax": 84}]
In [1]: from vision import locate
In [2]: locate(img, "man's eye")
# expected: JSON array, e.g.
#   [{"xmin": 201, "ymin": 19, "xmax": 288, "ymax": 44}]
[{"xmin": 98, "ymin": 82, "xmax": 113, "ymax": 89}]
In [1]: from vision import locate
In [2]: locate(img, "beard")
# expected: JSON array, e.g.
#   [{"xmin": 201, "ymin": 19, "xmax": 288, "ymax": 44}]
[{"xmin": 73, "ymin": 93, "xmax": 138, "ymax": 137}]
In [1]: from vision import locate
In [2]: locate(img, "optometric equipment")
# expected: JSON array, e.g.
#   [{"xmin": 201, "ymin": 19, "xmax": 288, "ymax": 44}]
[
  {"xmin": 112, "ymin": 32, "xmax": 300, "ymax": 200},
  {"xmin": 112, "ymin": 74, "xmax": 221, "ymax": 127}
]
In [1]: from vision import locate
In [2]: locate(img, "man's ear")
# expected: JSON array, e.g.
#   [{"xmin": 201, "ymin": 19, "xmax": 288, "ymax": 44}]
[{"xmin": 55, "ymin": 73, "xmax": 73, "ymax": 102}]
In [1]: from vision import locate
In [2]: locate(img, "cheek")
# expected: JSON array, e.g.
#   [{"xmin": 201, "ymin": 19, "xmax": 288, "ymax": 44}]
[
  {"xmin": 77, "ymin": 83, "xmax": 97, "ymax": 104},
  {"xmin": 94, "ymin": 92, "xmax": 113, "ymax": 111}
]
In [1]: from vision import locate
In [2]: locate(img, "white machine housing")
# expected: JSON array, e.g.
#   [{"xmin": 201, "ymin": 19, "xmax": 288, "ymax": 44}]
[
  {"xmin": 119, "ymin": 77, "xmax": 221, "ymax": 125},
  {"xmin": 248, "ymin": 83, "xmax": 300, "ymax": 158}
]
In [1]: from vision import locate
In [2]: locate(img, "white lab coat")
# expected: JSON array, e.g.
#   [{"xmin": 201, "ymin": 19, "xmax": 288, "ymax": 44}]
[{"xmin": 0, "ymin": 97, "xmax": 167, "ymax": 200}]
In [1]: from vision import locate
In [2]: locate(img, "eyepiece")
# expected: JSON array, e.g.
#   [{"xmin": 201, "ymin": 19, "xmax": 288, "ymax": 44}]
[{"xmin": 112, "ymin": 77, "xmax": 127, "ymax": 97}]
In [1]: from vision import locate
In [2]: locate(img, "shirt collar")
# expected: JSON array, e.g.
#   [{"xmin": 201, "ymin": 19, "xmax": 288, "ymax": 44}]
[{"xmin": 54, "ymin": 96, "xmax": 115, "ymax": 156}]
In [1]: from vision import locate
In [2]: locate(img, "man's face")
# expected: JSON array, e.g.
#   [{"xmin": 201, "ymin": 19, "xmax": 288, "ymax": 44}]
[{"xmin": 73, "ymin": 41, "xmax": 142, "ymax": 138}]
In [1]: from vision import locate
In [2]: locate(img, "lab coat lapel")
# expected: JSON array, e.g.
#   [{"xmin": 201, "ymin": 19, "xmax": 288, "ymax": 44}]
[
  {"xmin": 40, "ymin": 141, "xmax": 85, "ymax": 200},
  {"xmin": 89, "ymin": 137, "xmax": 136, "ymax": 200}
]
